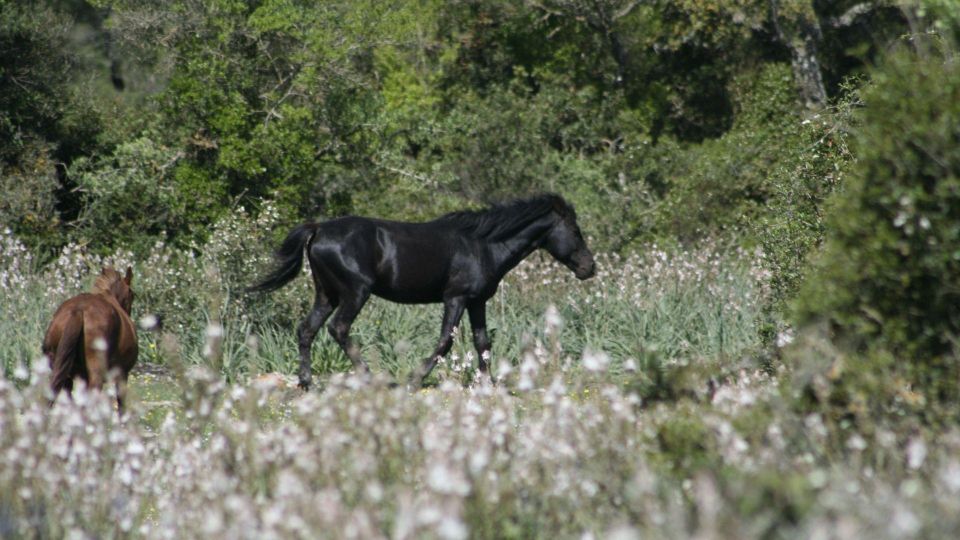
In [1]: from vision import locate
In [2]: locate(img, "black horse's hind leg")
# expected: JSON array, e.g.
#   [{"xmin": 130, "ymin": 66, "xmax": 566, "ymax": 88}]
[
  {"xmin": 327, "ymin": 288, "xmax": 371, "ymax": 374},
  {"xmin": 297, "ymin": 289, "xmax": 337, "ymax": 390},
  {"xmin": 413, "ymin": 297, "xmax": 466, "ymax": 387},
  {"xmin": 467, "ymin": 301, "xmax": 493, "ymax": 379}
]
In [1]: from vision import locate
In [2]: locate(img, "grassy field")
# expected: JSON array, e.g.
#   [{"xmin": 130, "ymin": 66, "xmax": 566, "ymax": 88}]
[{"xmin": 2, "ymin": 223, "xmax": 959, "ymax": 539}]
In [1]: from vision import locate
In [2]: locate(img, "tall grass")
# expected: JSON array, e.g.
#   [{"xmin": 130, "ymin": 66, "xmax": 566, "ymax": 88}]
[{"xmin": 1, "ymin": 208, "xmax": 768, "ymax": 387}]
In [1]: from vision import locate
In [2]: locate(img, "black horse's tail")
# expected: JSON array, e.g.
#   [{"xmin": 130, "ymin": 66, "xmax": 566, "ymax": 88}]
[{"xmin": 248, "ymin": 223, "xmax": 319, "ymax": 293}]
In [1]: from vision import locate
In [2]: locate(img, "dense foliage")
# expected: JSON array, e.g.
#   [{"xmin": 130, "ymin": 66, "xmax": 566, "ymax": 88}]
[{"xmin": 1, "ymin": 0, "xmax": 906, "ymax": 254}]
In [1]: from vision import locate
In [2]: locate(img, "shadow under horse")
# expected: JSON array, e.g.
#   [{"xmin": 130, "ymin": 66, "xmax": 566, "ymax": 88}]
[
  {"xmin": 250, "ymin": 193, "xmax": 596, "ymax": 389},
  {"xmin": 42, "ymin": 267, "xmax": 138, "ymax": 413}
]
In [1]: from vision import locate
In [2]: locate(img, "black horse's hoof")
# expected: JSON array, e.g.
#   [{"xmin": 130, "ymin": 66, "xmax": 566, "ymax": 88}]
[
  {"xmin": 405, "ymin": 374, "xmax": 423, "ymax": 392},
  {"xmin": 465, "ymin": 374, "xmax": 496, "ymax": 388}
]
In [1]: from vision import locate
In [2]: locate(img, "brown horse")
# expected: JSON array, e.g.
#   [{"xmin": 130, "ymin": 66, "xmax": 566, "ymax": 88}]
[{"xmin": 42, "ymin": 267, "xmax": 138, "ymax": 413}]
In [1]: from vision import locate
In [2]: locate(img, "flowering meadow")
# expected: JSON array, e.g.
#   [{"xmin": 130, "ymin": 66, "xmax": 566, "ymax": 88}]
[
  {"xmin": 6, "ymin": 1, "xmax": 960, "ymax": 537},
  {"xmin": 2, "ymin": 208, "xmax": 960, "ymax": 539}
]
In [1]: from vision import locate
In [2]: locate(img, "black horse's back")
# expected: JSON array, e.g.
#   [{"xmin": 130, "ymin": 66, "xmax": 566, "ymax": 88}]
[{"xmin": 248, "ymin": 223, "xmax": 319, "ymax": 293}]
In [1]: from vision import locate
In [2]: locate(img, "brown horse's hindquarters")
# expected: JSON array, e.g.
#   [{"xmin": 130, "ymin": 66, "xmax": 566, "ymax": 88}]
[{"xmin": 48, "ymin": 309, "xmax": 85, "ymax": 393}]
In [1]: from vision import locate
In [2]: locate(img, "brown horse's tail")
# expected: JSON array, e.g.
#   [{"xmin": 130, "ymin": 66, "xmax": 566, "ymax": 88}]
[{"xmin": 50, "ymin": 310, "xmax": 84, "ymax": 393}]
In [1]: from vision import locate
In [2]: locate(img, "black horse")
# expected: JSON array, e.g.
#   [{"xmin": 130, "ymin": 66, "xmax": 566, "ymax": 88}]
[{"xmin": 249, "ymin": 193, "xmax": 596, "ymax": 389}]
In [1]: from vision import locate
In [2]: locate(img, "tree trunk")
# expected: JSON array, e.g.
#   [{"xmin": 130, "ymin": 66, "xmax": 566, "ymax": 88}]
[
  {"xmin": 771, "ymin": 0, "xmax": 828, "ymax": 109},
  {"xmin": 786, "ymin": 18, "xmax": 827, "ymax": 109}
]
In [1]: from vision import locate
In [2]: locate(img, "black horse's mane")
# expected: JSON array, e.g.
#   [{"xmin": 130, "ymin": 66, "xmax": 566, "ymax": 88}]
[{"xmin": 434, "ymin": 194, "xmax": 575, "ymax": 240}]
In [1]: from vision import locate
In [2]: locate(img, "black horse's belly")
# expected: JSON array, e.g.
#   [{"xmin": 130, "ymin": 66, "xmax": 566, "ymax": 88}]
[
  {"xmin": 369, "ymin": 224, "xmax": 458, "ymax": 304},
  {"xmin": 371, "ymin": 286, "xmax": 445, "ymax": 304}
]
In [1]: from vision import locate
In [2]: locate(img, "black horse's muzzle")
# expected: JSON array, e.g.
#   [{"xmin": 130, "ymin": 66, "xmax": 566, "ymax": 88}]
[{"xmin": 573, "ymin": 256, "xmax": 596, "ymax": 280}]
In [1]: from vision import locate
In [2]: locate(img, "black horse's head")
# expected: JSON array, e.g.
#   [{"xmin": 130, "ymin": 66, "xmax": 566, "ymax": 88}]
[{"xmin": 543, "ymin": 197, "xmax": 596, "ymax": 280}]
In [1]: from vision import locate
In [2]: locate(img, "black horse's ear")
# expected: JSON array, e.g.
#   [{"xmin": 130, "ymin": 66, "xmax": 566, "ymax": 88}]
[
  {"xmin": 124, "ymin": 266, "xmax": 133, "ymax": 285},
  {"xmin": 549, "ymin": 194, "xmax": 571, "ymax": 217}
]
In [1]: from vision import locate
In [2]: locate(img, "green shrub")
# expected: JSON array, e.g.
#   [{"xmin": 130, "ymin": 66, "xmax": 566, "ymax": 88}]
[
  {"xmin": 0, "ymin": 141, "xmax": 61, "ymax": 248},
  {"xmin": 794, "ymin": 48, "xmax": 960, "ymax": 361},
  {"xmin": 0, "ymin": 2, "xmax": 73, "ymax": 164},
  {"xmin": 646, "ymin": 62, "xmax": 849, "ymax": 259},
  {"xmin": 69, "ymin": 138, "xmax": 189, "ymax": 253},
  {"xmin": 654, "ymin": 406, "xmax": 716, "ymax": 473},
  {"xmin": 750, "ymin": 87, "xmax": 854, "ymax": 311},
  {"xmin": 0, "ymin": 1, "xmax": 110, "ymax": 200},
  {"xmin": 649, "ymin": 64, "xmax": 799, "ymax": 242},
  {"xmin": 791, "ymin": 42, "xmax": 960, "ymax": 424}
]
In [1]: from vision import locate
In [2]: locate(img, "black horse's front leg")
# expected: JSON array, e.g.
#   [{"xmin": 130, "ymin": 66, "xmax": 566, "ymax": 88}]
[
  {"xmin": 413, "ymin": 297, "xmax": 466, "ymax": 388},
  {"xmin": 467, "ymin": 301, "xmax": 493, "ymax": 377}
]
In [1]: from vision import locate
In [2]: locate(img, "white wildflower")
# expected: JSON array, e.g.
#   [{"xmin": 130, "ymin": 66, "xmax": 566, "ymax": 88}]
[
  {"xmin": 582, "ymin": 349, "xmax": 610, "ymax": 372},
  {"xmin": 776, "ymin": 328, "xmax": 794, "ymax": 348},
  {"xmin": 276, "ymin": 470, "xmax": 305, "ymax": 497},
  {"xmin": 544, "ymin": 304, "xmax": 563, "ymax": 331},
  {"xmin": 206, "ymin": 323, "xmax": 223, "ymax": 338},
  {"xmin": 606, "ymin": 525, "xmax": 641, "ymax": 540},
  {"xmin": 437, "ymin": 517, "xmax": 468, "ymax": 540},
  {"xmin": 906, "ymin": 437, "xmax": 927, "ymax": 469},
  {"xmin": 13, "ymin": 360, "xmax": 29, "ymax": 381},
  {"xmin": 940, "ymin": 460, "xmax": 960, "ymax": 493},
  {"xmin": 846, "ymin": 434, "xmax": 867, "ymax": 452},
  {"xmin": 892, "ymin": 506, "xmax": 920, "ymax": 536},
  {"xmin": 894, "ymin": 211, "xmax": 908, "ymax": 228},
  {"xmin": 427, "ymin": 463, "xmax": 470, "ymax": 496},
  {"xmin": 139, "ymin": 314, "xmax": 159, "ymax": 330},
  {"xmin": 127, "ymin": 439, "xmax": 145, "ymax": 455}
]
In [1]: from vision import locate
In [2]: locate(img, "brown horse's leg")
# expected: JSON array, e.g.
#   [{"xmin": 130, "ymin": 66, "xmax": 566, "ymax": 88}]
[
  {"xmin": 85, "ymin": 359, "xmax": 107, "ymax": 392},
  {"xmin": 297, "ymin": 289, "xmax": 337, "ymax": 390},
  {"xmin": 115, "ymin": 373, "xmax": 129, "ymax": 417},
  {"xmin": 116, "ymin": 381, "xmax": 124, "ymax": 415},
  {"xmin": 83, "ymin": 319, "xmax": 111, "ymax": 393},
  {"xmin": 413, "ymin": 297, "xmax": 466, "ymax": 388},
  {"xmin": 326, "ymin": 288, "xmax": 371, "ymax": 374},
  {"xmin": 48, "ymin": 309, "xmax": 84, "ymax": 398},
  {"xmin": 467, "ymin": 301, "xmax": 493, "ymax": 379}
]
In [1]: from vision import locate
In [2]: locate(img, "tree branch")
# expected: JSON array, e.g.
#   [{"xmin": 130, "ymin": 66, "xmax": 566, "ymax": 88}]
[
  {"xmin": 825, "ymin": 2, "xmax": 875, "ymax": 29},
  {"xmin": 613, "ymin": 0, "xmax": 644, "ymax": 21}
]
